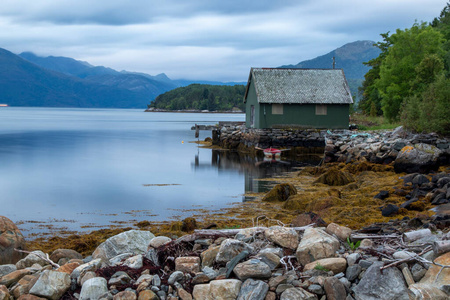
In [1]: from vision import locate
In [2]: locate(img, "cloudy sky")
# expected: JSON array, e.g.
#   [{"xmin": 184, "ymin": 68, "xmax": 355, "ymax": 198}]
[{"xmin": 0, "ymin": 0, "xmax": 446, "ymax": 82}]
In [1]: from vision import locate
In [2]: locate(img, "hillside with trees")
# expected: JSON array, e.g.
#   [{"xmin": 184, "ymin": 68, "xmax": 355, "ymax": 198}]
[
  {"xmin": 358, "ymin": 3, "xmax": 450, "ymax": 135},
  {"xmin": 148, "ymin": 84, "xmax": 246, "ymax": 112}
]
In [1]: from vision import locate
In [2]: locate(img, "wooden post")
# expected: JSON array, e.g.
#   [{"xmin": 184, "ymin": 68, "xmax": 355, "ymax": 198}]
[{"xmin": 195, "ymin": 124, "xmax": 199, "ymax": 138}]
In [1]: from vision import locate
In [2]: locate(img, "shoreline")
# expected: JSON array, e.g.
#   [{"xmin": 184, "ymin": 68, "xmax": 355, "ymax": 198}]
[{"xmin": 24, "ymin": 160, "xmax": 449, "ymax": 257}]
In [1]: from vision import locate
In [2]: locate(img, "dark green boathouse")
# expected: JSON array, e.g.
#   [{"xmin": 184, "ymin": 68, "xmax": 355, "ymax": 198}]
[{"xmin": 244, "ymin": 68, "xmax": 353, "ymax": 129}]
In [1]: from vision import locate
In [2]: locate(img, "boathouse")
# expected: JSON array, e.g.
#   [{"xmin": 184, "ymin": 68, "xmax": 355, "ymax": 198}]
[{"xmin": 244, "ymin": 68, "xmax": 353, "ymax": 129}]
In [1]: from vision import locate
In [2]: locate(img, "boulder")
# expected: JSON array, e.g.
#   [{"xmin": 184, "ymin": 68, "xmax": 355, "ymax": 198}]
[
  {"xmin": 28, "ymin": 270, "xmax": 71, "ymax": 300},
  {"xmin": 49, "ymin": 249, "xmax": 83, "ymax": 265},
  {"xmin": 192, "ymin": 284, "xmax": 211, "ymax": 300},
  {"xmin": 418, "ymin": 251, "xmax": 450, "ymax": 286},
  {"xmin": 262, "ymin": 183, "xmax": 297, "ymax": 202},
  {"xmin": 323, "ymin": 276, "xmax": 347, "ymax": 300},
  {"xmin": 0, "ymin": 285, "xmax": 10, "ymax": 300},
  {"xmin": 0, "ymin": 264, "xmax": 16, "ymax": 277},
  {"xmin": 175, "ymin": 256, "xmax": 201, "ymax": 273},
  {"xmin": 79, "ymin": 277, "xmax": 108, "ymax": 300},
  {"xmin": 92, "ymin": 230, "xmax": 155, "ymax": 260},
  {"xmin": 353, "ymin": 261, "xmax": 409, "ymax": 300},
  {"xmin": 264, "ymin": 226, "xmax": 299, "ymax": 250},
  {"xmin": 237, "ymin": 279, "xmax": 268, "ymax": 300},
  {"xmin": 0, "ymin": 216, "xmax": 26, "ymax": 264},
  {"xmin": 210, "ymin": 279, "xmax": 242, "ymax": 300},
  {"xmin": 326, "ymin": 223, "xmax": 352, "ymax": 241},
  {"xmin": 114, "ymin": 291, "xmax": 137, "ymax": 300},
  {"xmin": 15, "ymin": 251, "xmax": 49, "ymax": 270},
  {"xmin": 11, "ymin": 274, "xmax": 39, "ymax": 299},
  {"xmin": 215, "ymin": 239, "xmax": 254, "ymax": 263},
  {"xmin": 0, "ymin": 269, "xmax": 32, "ymax": 287},
  {"xmin": 233, "ymin": 259, "xmax": 271, "ymax": 281},
  {"xmin": 280, "ymin": 287, "xmax": 317, "ymax": 300},
  {"xmin": 296, "ymin": 228, "xmax": 340, "ymax": 265},
  {"xmin": 303, "ymin": 257, "xmax": 347, "ymax": 274},
  {"xmin": 394, "ymin": 144, "xmax": 442, "ymax": 174},
  {"xmin": 200, "ymin": 246, "xmax": 220, "ymax": 268}
]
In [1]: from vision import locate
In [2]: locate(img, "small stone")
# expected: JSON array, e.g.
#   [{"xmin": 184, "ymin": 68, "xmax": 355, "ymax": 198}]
[
  {"xmin": 276, "ymin": 284, "xmax": 294, "ymax": 294},
  {"xmin": 0, "ymin": 264, "xmax": 16, "ymax": 277},
  {"xmin": 374, "ymin": 190, "xmax": 389, "ymax": 200},
  {"xmin": 49, "ymin": 249, "xmax": 83, "ymax": 264},
  {"xmin": 123, "ymin": 255, "xmax": 143, "ymax": 269},
  {"xmin": 177, "ymin": 287, "xmax": 192, "ymax": 300},
  {"xmin": 308, "ymin": 284, "xmax": 324, "ymax": 295},
  {"xmin": 137, "ymin": 290, "xmax": 159, "ymax": 300},
  {"xmin": 109, "ymin": 271, "xmax": 133, "ymax": 286},
  {"xmin": 192, "ymin": 284, "xmax": 211, "ymax": 300},
  {"xmin": 381, "ymin": 204, "xmax": 399, "ymax": 217},
  {"xmin": 56, "ymin": 261, "xmax": 80, "ymax": 274},
  {"xmin": 168, "ymin": 271, "xmax": 184, "ymax": 285},
  {"xmin": 256, "ymin": 252, "xmax": 281, "ymax": 270},
  {"xmin": 326, "ymin": 223, "xmax": 352, "ymax": 241},
  {"xmin": 359, "ymin": 239, "xmax": 373, "ymax": 248},
  {"xmin": 16, "ymin": 251, "xmax": 49, "ymax": 270},
  {"xmin": 200, "ymin": 246, "xmax": 220, "ymax": 268},
  {"xmin": 411, "ymin": 263, "xmax": 427, "ymax": 282},
  {"xmin": 346, "ymin": 264, "xmax": 362, "ymax": 282},
  {"xmin": 346, "ymin": 253, "xmax": 361, "ymax": 266}
]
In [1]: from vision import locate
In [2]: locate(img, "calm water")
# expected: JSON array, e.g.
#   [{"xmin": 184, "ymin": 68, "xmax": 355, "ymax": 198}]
[{"xmin": 0, "ymin": 108, "xmax": 307, "ymax": 237}]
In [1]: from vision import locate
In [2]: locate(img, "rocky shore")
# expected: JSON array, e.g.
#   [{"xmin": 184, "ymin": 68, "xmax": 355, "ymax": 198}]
[{"xmin": 1, "ymin": 216, "xmax": 450, "ymax": 300}]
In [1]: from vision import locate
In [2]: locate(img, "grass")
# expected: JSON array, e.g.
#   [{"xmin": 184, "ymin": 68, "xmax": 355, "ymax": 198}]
[{"xmin": 350, "ymin": 113, "xmax": 401, "ymax": 131}]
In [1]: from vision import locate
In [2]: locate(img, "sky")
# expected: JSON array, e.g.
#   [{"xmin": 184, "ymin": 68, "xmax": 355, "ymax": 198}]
[{"xmin": 0, "ymin": 0, "xmax": 447, "ymax": 82}]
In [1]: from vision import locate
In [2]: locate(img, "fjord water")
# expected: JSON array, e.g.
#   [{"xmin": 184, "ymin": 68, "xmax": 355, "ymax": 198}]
[{"xmin": 0, "ymin": 108, "xmax": 301, "ymax": 237}]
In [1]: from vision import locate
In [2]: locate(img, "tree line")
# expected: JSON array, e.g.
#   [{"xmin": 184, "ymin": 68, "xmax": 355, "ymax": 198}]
[
  {"xmin": 148, "ymin": 84, "xmax": 246, "ymax": 112},
  {"xmin": 358, "ymin": 3, "xmax": 450, "ymax": 135}
]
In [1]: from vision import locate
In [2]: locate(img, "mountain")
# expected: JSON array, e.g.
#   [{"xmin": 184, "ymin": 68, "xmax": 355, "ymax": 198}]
[
  {"xmin": 0, "ymin": 48, "xmax": 150, "ymax": 108},
  {"xmin": 280, "ymin": 40, "xmax": 380, "ymax": 100}
]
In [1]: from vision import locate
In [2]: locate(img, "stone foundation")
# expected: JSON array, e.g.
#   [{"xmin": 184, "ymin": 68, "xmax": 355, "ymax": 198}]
[{"xmin": 213, "ymin": 125, "xmax": 450, "ymax": 168}]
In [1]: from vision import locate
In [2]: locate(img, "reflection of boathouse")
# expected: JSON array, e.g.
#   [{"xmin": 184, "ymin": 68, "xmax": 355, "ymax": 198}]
[{"xmin": 192, "ymin": 150, "xmax": 320, "ymax": 200}]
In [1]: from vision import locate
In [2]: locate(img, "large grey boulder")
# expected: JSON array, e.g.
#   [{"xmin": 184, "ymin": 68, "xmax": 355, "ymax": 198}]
[
  {"xmin": 29, "ymin": 270, "xmax": 71, "ymax": 300},
  {"xmin": 92, "ymin": 230, "xmax": 155, "ymax": 260},
  {"xmin": 353, "ymin": 261, "xmax": 409, "ymax": 300},
  {"xmin": 237, "ymin": 279, "xmax": 269, "ymax": 300},
  {"xmin": 296, "ymin": 228, "xmax": 340, "ymax": 265},
  {"xmin": 394, "ymin": 143, "xmax": 442, "ymax": 173},
  {"xmin": 79, "ymin": 277, "xmax": 108, "ymax": 300}
]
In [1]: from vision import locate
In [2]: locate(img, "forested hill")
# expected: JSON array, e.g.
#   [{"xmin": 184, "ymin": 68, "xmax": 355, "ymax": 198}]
[{"xmin": 148, "ymin": 84, "xmax": 246, "ymax": 112}]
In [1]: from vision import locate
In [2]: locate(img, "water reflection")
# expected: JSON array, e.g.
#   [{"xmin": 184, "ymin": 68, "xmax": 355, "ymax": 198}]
[{"xmin": 192, "ymin": 150, "xmax": 322, "ymax": 201}]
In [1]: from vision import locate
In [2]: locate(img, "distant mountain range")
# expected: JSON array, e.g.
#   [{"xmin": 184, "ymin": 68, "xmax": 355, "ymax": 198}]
[
  {"xmin": 280, "ymin": 40, "xmax": 380, "ymax": 101},
  {"xmin": 0, "ymin": 40, "xmax": 379, "ymax": 108}
]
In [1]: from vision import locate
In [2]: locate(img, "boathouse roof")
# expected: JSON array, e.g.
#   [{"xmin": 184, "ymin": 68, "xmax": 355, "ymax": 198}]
[{"xmin": 244, "ymin": 68, "xmax": 353, "ymax": 105}]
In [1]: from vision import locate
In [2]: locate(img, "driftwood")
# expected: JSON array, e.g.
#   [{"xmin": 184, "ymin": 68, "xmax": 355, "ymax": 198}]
[
  {"xmin": 380, "ymin": 246, "xmax": 432, "ymax": 271},
  {"xmin": 403, "ymin": 229, "xmax": 432, "ymax": 243},
  {"xmin": 174, "ymin": 224, "xmax": 315, "ymax": 244},
  {"xmin": 432, "ymin": 240, "xmax": 450, "ymax": 256},
  {"xmin": 351, "ymin": 234, "xmax": 399, "ymax": 240},
  {"xmin": 14, "ymin": 248, "xmax": 60, "ymax": 269}
]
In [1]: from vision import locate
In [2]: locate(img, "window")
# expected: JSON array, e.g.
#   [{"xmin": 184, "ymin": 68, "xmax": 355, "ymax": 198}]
[
  {"xmin": 272, "ymin": 104, "xmax": 283, "ymax": 115},
  {"xmin": 315, "ymin": 104, "xmax": 327, "ymax": 115}
]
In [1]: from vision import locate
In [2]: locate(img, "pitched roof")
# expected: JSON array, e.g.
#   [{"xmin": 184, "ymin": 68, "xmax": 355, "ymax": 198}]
[{"xmin": 244, "ymin": 68, "xmax": 353, "ymax": 104}]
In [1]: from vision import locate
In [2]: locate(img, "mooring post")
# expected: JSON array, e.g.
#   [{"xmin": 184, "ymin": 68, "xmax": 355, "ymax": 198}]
[{"xmin": 195, "ymin": 124, "xmax": 199, "ymax": 138}]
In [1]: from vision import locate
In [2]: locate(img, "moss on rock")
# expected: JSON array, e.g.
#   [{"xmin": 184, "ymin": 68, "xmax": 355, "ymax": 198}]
[{"xmin": 315, "ymin": 167, "xmax": 355, "ymax": 186}]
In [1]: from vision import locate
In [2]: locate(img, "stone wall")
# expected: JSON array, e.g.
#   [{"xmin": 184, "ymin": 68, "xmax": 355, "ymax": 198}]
[{"xmin": 214, "ymin": 125, "xmax": 450, "ymax": 169}]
